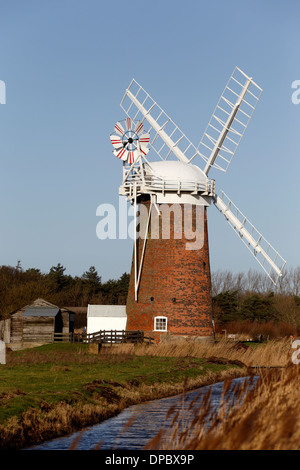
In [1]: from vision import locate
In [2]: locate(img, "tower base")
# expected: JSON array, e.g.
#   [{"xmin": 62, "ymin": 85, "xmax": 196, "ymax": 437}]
[{"xmin": 126, "ymin": 198, "xmax": 214, "ymax": 342}]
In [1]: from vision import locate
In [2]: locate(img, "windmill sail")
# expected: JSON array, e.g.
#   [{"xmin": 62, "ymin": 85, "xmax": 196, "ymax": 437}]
[
  {"xmin": 197, "ymin": 67, "xmax": 263, "ymax": 175},
  {"xmin": 116, "ymin": 69, "xmax": 286, "ymax": 288},
  {"xmin": 214, "ymin": 191, "xmax": 286, "ymax": 285},
  {"xmin": 120, "ymin": 79, "xmax": 207, "ymax": 166}
]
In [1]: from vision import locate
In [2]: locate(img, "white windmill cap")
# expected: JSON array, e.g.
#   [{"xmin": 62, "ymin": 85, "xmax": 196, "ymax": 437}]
[
  {"xmin": 148, "ymin": 160, "xmax": 207, "ymax": 183},
  {"xmin": 143, "ymin": 160, "xmax": 211, "ymax": 206}
]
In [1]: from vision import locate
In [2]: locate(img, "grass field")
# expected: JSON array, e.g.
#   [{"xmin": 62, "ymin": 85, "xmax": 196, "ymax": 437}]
[
  {"xmin": 0, "ymin": 341, "xmax": 244, "ymax": 450},
  {"xmin": 0, "ymin": 337, "xmax": 296, "ymax": 450}
]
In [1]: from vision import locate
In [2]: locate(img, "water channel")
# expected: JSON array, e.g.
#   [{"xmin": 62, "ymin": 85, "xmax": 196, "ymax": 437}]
[{"xmin": 28, "ymin": 376, "xmax": 257, "ymax": 450}]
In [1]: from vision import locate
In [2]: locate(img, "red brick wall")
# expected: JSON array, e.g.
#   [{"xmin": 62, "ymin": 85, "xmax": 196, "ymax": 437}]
[{"xmin": 126, "ymin": 198, "xmax": 214, "ymax": 341}]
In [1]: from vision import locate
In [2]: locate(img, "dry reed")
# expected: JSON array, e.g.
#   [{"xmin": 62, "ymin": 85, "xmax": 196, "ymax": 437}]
[
  {"xmin": 127, "ymin": 336, "xmax": 292, "ymax": 368},
  {"xmin": 145, "ymin": 363, "xmax": 300, "ymax": 450}
]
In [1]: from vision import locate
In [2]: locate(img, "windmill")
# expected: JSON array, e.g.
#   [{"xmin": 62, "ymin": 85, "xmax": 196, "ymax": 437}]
[{"xmin": 110, "ymin": 67, "xmax": 286, "ymax": 341}]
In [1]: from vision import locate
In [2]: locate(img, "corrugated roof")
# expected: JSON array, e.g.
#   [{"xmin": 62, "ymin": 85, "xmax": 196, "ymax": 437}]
[
  {"xmin": 23, "ymin": 307, "xmax": 60, "ymax": 317},
  {"xmin": 87, "ymin": 305, "xmax": 126, "ymax": 318}
]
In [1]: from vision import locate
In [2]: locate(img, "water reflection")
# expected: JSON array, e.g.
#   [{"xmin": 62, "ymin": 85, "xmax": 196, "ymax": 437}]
[{"xmin": 29, "ymin": 376, "xmax": 256, "ymax": 450}]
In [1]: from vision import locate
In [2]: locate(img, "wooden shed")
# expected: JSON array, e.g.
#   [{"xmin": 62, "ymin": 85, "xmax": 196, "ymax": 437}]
[
  {"xmin": 10, "ymin": 298, "xmax": 74, "ymax": 347},
  {"xmin": 63, "ymin": 306, "xmax": 87, "ymax": 332}
]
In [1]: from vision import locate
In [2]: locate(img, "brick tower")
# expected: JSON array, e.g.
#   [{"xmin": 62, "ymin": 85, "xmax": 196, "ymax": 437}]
[{"xmin": 126, "ymin": 197, "xmax": 214, "ymax": 341}]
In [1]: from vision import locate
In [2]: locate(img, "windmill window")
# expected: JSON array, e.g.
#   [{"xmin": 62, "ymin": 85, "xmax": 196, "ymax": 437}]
[{"xmin": 154, "ymin": 316, "xmax": 167, "ymax": 332}]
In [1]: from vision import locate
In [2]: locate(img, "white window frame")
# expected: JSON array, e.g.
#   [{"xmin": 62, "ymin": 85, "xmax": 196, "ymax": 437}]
[{"xmin": 154, "ymin": 316, "xmax": 168, "ymax": 332}]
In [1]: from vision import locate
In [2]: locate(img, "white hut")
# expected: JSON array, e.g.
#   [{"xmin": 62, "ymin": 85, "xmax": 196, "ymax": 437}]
[{"xmin": 87, "ymin": 305, "xmax": 127, "ymax": 334}]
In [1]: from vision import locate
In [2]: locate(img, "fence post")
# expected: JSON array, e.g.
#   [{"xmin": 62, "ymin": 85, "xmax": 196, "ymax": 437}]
[{"xmin": 0, "ymin": 341, "xmax": 6, "ymax": 365}]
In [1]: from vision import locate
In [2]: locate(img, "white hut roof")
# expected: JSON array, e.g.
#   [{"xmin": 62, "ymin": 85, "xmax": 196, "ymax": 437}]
[{"xmin": 87, "ymin": 305, "xmax": 126, "ymax": 318}]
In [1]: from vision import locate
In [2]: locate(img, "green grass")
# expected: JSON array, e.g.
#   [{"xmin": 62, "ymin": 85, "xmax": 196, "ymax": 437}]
[{"xmin": 0, "ymin": 343, "xmax": 240, "ymax": 426}]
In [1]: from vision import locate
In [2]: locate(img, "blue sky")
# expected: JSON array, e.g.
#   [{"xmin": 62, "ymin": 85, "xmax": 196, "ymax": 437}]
[{"xmin": 0, "ymin": 0, "xmax": 299, "ymax": 281}]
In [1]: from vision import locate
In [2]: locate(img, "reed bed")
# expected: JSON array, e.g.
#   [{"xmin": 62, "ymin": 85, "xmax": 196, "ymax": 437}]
[
  {"xmin": 109, "ymin": 336, "xmax": 292, "ymax": 368},
  {"xmin": 102, "ymin": 337, "xmax": 300, "ymax": 450},
  {"xmin": 145, "ymin": 363, "xmax": 300, "ymax": 450}
]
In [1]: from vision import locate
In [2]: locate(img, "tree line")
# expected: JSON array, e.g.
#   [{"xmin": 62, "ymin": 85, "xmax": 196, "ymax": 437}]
[
  {"xmin": 1, "ymin": 263, "xmax": 300, "ymax": 333},
  {"xmin": 0, "ymin": 263, "xmax": 130, "ymax": 318},
  {"xmin": 212, "ymin": 267, "xmax": 300, "ymax": 334},
  {"xmin": 211, "ymin": 267, "xmax": 300, "ymax": 297}
]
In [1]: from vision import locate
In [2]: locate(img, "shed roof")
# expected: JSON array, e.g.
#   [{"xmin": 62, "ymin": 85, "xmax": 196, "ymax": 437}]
[
  {"xmin": 64, "ymin": 307, "xmax": 87, "ymax": 314},
  {"xmin": 87, "ymin": 305, "xmax": 126, "ymax": 318},
  {"xmin": 23, "ymin": 307, "xmax": 60, "ymax": 317}
]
